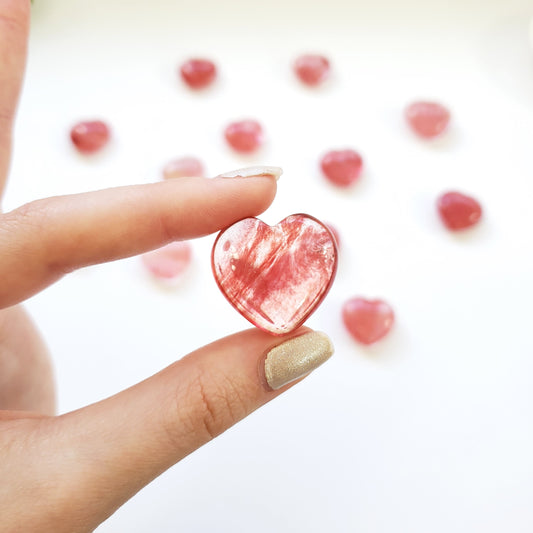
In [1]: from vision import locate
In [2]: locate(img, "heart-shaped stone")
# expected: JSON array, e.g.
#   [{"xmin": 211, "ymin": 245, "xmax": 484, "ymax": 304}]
[
  {"xmin": 142, "ymin": 241, "xmax": 192, "ymax": 280},
  {"xmin": 212, "ymin": 214, "xmax": 338, "ymax": 335},
  {"xmin": 437, "ymin": 191, "xmax": 482, "ymax": 231},
  {"xmin": 342, "ymin": 298, "xmax": 394, "ymax": 345}
]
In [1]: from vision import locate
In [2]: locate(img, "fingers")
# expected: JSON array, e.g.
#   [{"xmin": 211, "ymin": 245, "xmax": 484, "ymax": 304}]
[
  {"xmin": 0, "ymin": 172, "xmax": 277, "ymax": 308},
  {"xmin": 0, "ymin": 0, "xmax": 30, "ymax": 197},
  {"xmin": 4, "ymin": 328, "xmax": 333, "ymax": 531}
]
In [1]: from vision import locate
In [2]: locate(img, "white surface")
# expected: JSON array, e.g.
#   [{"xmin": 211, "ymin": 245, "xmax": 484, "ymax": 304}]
[{"xmin": 6, "ymin": 0, "xmax": 533, "ymax": 531}]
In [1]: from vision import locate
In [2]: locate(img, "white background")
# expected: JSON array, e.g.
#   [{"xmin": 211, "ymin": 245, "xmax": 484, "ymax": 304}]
[{"xmin": 6, "ymin": 0, "xmax": 533, "ymax": 531}]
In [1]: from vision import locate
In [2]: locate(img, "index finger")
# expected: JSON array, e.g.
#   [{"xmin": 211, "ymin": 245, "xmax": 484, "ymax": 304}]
[{"xmin": 0, "ymin": 169, "xmax": 279, "ymax": 308}]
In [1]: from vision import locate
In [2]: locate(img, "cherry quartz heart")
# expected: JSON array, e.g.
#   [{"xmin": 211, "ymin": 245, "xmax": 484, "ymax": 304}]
[
  {"xmin": 212, "ymin": 214, "xmax": 338, "ymax": 336},
  {"xmin": 342, "ymin": 298, "xmax": 394, "ymax": 345}
]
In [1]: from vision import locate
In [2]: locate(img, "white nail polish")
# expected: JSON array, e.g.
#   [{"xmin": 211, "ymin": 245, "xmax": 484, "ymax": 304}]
[
  {"xmin": 264, "ymin": 331, "xmax": 334, "ymax": 390},
  {"xmin": 217, "ymin": 166, "xmax": 283, "ymax": 181}
]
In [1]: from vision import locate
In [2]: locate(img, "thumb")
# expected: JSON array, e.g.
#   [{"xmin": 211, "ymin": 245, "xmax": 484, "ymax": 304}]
[{"xmin": 10, "ymin": 328, "xmax": 334, "ymax": 532}]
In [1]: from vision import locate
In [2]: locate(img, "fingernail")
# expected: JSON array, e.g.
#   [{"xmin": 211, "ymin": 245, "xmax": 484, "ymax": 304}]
[
  {"xmin": 264, "ymin": 331, "xmax": 334, "ymax": 390},
  {"xmin": 217, "ymin": 166, "xmax": 283, "ymax": 181}
]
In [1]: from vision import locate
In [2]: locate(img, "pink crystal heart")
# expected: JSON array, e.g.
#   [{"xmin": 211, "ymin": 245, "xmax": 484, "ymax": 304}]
[
  {"xmin": 342, "ymin": 297, "xmax": 394, "ymax": 345},
  {"xmin": 212, "ymin": 214, "xmax": 338, "ymax": 335}
]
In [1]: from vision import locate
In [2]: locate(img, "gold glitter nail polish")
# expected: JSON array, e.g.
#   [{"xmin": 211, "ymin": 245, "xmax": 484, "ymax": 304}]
[{"xmin": 264, "ymin": 331, "xmax": 334, "ymax": 390}]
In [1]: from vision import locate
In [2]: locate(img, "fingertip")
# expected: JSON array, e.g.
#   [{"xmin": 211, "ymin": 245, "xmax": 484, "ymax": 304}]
[
  {"xmin": 261, "ymin": 329, "xmax": 334, "ymax": 391},
  {"xmin": 212, "ymin": 172, "xmax": 278, "ymax": 216},
  {"xmin": 195, "ymin": 325, "xmax": 328, "ymax": 396},
  {"xmin": 242, "ymin": 174, "xmax": 278, "ymax": 215},
  {"xmin": 217, "ymin": 166, "xmax": 283, "ymax": 181}
]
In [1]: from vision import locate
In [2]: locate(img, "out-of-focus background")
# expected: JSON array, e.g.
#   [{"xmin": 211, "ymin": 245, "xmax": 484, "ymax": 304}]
[{"xmin": 7, "ymin": 0, "xmax": 533, "ymax": 531}]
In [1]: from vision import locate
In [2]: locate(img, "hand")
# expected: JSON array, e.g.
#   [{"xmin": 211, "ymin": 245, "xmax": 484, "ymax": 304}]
[{"xmin": 0, "ymin": 2, "xmax": 334, "ymax": 531}]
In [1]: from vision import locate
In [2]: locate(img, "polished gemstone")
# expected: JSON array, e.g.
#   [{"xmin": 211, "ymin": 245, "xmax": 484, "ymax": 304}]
[
  {"xmin": 342, "ymin": 298, "xmax": 394, "ymax": 345},
  {"xmin": 180, "ymin": 58, "xmax": 217, "ymax": 89},
  {"xmin": 163, "ymin": 157, "xmax": 204, "ymax": 179},
  {"xmin": 142, "ymin": 242, "xmax": 192, "ymax": 280},
  {"xmin": 212, "ymin": 214, "xmax": 338, "ymax": 335},
  {"xmin": 437, "ymin": 191, "xmax": 482, "ymax": 231},
  {"xmin": 321, "ymin": 149, "xmax": 363, "ymax": 187},
  {"xmin": 405, "ymin": 101, "xmax": 450, "ymax": 138},
  {"xmin": 70, "ymin": 120, "xmax": 110, "ymax": 154},
  {"xmin": 325, "ymin": 223, "xmax": 341, "ymax": 251},
  {"xmin": 293, "ymin": 54, "xmax": 331, "ymax": 86},
  {"xmin": 224, "ymin": 120, "xmax": 263, "ymax": 153}
]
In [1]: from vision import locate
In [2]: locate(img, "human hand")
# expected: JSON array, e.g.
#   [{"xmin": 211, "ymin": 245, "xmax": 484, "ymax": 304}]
[{"xmin": 0, "ymin": 2, "xmax": 334, "ymax": 531}]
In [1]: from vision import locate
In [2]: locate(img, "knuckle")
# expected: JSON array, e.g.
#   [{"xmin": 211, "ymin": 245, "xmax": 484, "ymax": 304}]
[
  {"xmin": 6, "ymin": 197, "xmax": 53, "ymax": 228},
  {"xmin": 0, "ymin": 198, "xmax": 71, "ymax": 275},
  {"xmin": 164, "ymin": 364, "xmax": 251, "ymax": 446},
  {"xmin": 2, "ymin": 198, "xmax": 53, "ymax": 249}
]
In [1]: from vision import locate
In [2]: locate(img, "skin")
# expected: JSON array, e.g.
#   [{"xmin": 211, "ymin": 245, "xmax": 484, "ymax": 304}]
[{"xmin": 0, "ymin": 2, "xmax": 314, "ymax": 530}]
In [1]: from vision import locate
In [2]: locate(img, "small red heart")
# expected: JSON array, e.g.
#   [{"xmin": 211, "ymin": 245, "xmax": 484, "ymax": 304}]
[
  {"xmin": 437, "ymin": 191, "xmax": 482, "ymax": 231},
  {"xmin": 342, "ymin": 298, "xmax": 394, "ymax": 345},
  {"xmin": 212, "ymin": 214, "xmax": 338, "ymax": 335}
]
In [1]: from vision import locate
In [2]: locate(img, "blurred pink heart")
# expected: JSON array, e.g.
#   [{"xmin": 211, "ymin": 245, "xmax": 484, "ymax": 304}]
[
  {"xmin": 342, "ymin": 298, "xmax": 394, "ymax": 345},
  {"xmin": 142, "ymin": 241, "xmax": 192, "ymax": 280},
  {"xmin": 212, "ymin": 214, "xmax": 338, "ymax": 335}
]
